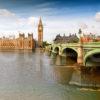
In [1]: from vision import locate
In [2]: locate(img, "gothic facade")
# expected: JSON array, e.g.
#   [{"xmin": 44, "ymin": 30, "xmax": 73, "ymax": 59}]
[
  {"xmin": 0, "ymin": 33, "xmax": 34, "ymax": 50},
  {"xmin": 0, "ymin": 18, "xmax": 44, "ymax": 50},
  {"xmin": 53, "ymin": 34, "xmax": 79, "ymax": 43}
]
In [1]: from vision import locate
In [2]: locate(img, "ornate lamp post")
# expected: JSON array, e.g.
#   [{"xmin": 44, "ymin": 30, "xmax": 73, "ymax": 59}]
[{"xmin": 78, "ymin": 28, "xmax": 83, "ymax": 43}]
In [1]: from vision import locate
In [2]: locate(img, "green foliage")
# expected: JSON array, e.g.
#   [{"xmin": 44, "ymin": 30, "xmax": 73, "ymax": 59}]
[{"xmin": 43, "ymin": 41, "xmax": 50, "ymax": 47}]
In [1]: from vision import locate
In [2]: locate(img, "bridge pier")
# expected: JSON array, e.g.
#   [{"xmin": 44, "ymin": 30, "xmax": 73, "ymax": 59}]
[
  {"xmin": 48, "ymin": 51, "xmax": 52, "ymax": 56},
  {"xmin": 55, "ymin": 55, "xmax": 62, "ymax": 66},
  {"xmin": 77, "ymin": 43, "xmax": 83, "ymax": 66},
  {"xmin": 46, "ymin": 51, "xmax": 51, "ymax": 56},
  {"xmin": 61, "ymin": 56, "xmax": 67, "ymax": 65},
  {"xmin": 50, "ymin": 52, "xmax": 63, "ymax": 66},
  {"xmin": 51, "ymin": 53, "xmax": 78, "ymax": 66},
  {"xmin": 50, "ymin": 52, "xmax": 57, "ymax": 64},
  {"xmin": 55, "ymin": 55, "xmax": 74, "ymax": 66},
  {"xmin": 55, "ymin": 55, "xmax": 73, "ymax": 66}
]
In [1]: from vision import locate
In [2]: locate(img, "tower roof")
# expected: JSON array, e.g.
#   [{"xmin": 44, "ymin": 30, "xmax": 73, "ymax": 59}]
[{"xmin": 39, "ymin": 17, "xmax": 43, "ymax": 25}]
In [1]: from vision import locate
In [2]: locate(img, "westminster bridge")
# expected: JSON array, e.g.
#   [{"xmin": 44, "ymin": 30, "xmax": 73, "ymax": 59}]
[{"xmin": 46, "ymin": 42, "xmax": 100, "ymax": 67}]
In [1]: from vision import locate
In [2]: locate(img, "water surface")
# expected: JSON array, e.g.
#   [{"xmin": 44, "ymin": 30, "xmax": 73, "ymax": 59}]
[{"xmin": 0, "ymin": 51, "xmax": 99, "ymax": 100}]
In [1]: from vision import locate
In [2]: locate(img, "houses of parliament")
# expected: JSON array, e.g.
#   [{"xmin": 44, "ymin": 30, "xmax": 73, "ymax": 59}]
[{"xmin": 0, "ymin": 18, "xmax": 43, "ymax": 50}]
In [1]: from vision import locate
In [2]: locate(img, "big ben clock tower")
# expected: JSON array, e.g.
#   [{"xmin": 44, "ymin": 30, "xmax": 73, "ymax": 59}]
[{"xmin": 38, "ymin": 17, "xmax": 43, "ymax": 47}]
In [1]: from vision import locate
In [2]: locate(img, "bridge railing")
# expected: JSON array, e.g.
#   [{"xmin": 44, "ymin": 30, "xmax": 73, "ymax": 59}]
[
  {"xmin": 83, "ymin": 42, "xmax": 100, "ymax": 45},
  {"xmin": 52, "ymin": 42, "xmax": 100, "ymax": 46},
  {"xmin": 52, "ymin": 43, "xmax": 79, "ymax": 47}
]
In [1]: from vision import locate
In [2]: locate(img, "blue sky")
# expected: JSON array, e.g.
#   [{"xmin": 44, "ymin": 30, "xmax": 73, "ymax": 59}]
[{"xmin": 0, "ymin": 0, "xmax": 100, "ymax": 42}]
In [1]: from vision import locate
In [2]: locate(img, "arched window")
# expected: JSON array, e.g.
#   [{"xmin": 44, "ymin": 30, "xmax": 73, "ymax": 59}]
[{"xmin": 29, "ymin": 41, "xmax": 31, "ymax": 48}]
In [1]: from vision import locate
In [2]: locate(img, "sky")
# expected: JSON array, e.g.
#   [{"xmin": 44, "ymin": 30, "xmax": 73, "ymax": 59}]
[{"xmin": 0, "ymin": 0, "xmax": 100, "ymax": 42}]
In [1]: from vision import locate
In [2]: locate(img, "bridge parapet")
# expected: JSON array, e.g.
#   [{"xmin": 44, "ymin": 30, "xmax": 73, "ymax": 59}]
[
  {"xmin": 47, "ymin": 42, "xmax": 100, "ymax": 66},
  {"xmin": 83, "ymin": 42, "xmax": 100, "ymax": 45}
]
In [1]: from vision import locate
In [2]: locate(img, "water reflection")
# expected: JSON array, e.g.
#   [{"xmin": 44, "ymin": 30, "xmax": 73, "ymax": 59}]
[
  {"xmin": 0, "ymin": 51, "xmax": 99, "ymax": 100},
  {"xmin": 53, "ymin": 66, "xmax": 73, "ymax": 84}
]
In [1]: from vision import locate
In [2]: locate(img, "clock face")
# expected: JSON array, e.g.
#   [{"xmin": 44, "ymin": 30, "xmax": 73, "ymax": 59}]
[{"xmin": 39, "ymin": 26, "xmax": 42, "ymax": 30}]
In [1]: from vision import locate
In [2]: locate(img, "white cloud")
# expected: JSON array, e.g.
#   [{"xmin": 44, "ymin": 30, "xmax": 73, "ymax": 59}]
[
  {"xmin": 0, "ymin": 9, "xmax": 37, "ymax": 28},
  {"xmin": 16, "ymin": 18, "xmax": 27, "ymax": 26},
  {"xmin": 0, "ymin": 9, "xmax": 20, "ymax": 27},
  {"xmin": 0, "ymin": 9, "xmax": 40, "ymax": 39},
  {"xmin": 95, "ymin": 12, "xmax": 100, "ymax": 22},
  {"xmin": 28, "ymin": 17, "xmax": 34, "ymax": 26},
  {"xmin": 0, "ymin": 9, "xmax": 100, "ymax": 42},
  {"xmin": 28, "ymin": 17, "xmax": 39, "ymax": 27},
  {"xmin": 78, "ymin": 22, "xmax": 88, "ymax": 29},
  {"xmin": 0, "ymin": 9, "xmax": 15, "ymax": 17}
]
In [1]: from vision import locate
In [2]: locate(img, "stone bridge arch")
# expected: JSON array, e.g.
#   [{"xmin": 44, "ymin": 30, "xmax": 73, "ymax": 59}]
[
  {"xmin": 61, "ymin": 47, "xmax": 78, "ymax": 65},
  {"xmin": 50, "ymin": 45, "xmax": 53, "ymax": 50},
  {"xmin": 61, "ymin": 47, "xmax": 77, "ymax": 55},
  {"xmin": 84, "ymin": 49, "xmax": 100, "ymax": 67},
  {"xmin": 52, "ymin": 46, "xmax": 61, "ymax": 55}
]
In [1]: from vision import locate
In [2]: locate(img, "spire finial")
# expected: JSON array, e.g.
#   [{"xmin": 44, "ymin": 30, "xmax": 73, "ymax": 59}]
[{"xmin": 39, "ymin": 17, "xmax": 42, "ymax": 25}]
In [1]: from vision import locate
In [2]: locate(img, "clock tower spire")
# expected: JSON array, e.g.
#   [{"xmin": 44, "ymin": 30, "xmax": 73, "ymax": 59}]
[{"xmin": 38, "ymin": 17, "xmax": 43, "ymax": 47}]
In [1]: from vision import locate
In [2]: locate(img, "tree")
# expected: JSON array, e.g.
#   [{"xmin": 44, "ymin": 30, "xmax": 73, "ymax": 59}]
[{"xmin": 43, "ymin": 41, "xmax": 50, "ymax": 47}]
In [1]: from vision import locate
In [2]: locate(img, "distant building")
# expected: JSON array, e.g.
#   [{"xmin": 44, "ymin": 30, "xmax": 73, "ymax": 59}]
[
  {"xmin": 0, "ymin": 18, "xmax": 44, "ymax": 50},
  {"xmin": 81, "ymin": 33, "xmax": 100, "ymax": 42},
  {"xmin": 0, "ymin": 33, "xmax": 35, "ymax": 50},
  {"xmin": 81, "ymin": 33, "xmax": 94, "ymax": 43},
  {"xmin": 53, "ymin": 34, "xmax": 79, "ymax": 43},
  {"xmin": 95, "ymin": 36, "xmax": 100, "ymax": 42}
]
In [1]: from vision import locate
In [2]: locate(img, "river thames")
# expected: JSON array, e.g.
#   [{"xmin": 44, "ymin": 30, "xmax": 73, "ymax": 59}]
[{"xmin": 0, "ymin": 51, "xmax": 99, "ymax": 100}]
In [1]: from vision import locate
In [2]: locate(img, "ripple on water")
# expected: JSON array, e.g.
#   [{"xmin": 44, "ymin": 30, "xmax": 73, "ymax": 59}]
[{"xmin": 0, "ymin": 52, "xmax": 99, "ymax": 100}]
